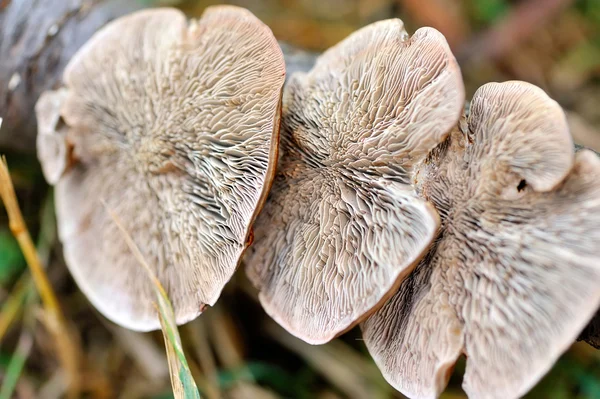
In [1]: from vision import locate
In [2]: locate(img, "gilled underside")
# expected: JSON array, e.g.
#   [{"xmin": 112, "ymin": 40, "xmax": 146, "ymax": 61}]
[
  {"xmin": 362, "ymin": 82, "xmax": 600, "ymax": 399},
  {"xmin": 246, "ymin": 20, "xmax": 465, "ymax": 344},
  {"xmin": 36, "ymin": 7, "xmax": 285, "ymax": 331}
]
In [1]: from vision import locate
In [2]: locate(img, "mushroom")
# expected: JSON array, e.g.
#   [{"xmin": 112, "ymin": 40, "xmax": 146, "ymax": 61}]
[
  {"xmin": 362, "ymin": 81, "xmax": 600, "ymax": 399},
  {"xmin": 245, "ymin": 19, "xmax": 465, "ymax": 344},
  {"xmin": 36, "ymin": 89, "xmax": 70, "ymax": 185},
  {"xmin": 35, "ymin": 6, "xmax": 285, "ymax": 330}
]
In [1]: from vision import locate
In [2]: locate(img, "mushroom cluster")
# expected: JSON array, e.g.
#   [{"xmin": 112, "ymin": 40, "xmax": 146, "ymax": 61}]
[
  {"xmin": 245, "ymin": 17, "xmax": 600, "ymax": 399},
  {"xmin": 36, "ymin": 6, "xmax": 285, "ymax": 331},
  {"xmin": 362, "ymin": 81, "xmax": 600, "ymax": 399},
  {"xmin": 34, "ymin": 5, "xmax": 600, "ymax": 398}
]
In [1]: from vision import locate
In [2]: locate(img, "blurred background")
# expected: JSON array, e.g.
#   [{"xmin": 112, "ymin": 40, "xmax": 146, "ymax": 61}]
[{"xmin": 1, "ymin": 0, "xmax": 600, "ymax": 398}]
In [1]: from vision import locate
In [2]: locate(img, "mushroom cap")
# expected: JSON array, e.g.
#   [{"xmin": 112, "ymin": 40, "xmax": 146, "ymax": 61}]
[
  {"xmin": 36, "ymin": 89, "xmax": 70, "ymax": 185},
  {"xmin": 362, "ymin": 81, "xmax": 600, "ymax": 399},
  {"xmin": 245, "ymin": 19, "xmax": 464, "ymax": 344},
  {"xmin": 35, "ymin": 6, "xmax": 285, "ymax": 331}
]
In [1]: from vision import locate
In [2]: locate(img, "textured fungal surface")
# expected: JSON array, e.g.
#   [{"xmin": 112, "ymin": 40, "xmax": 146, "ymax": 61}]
[
  {"xmin": 36, "ymin": 89, "xmax": 70, "ymax": 185},
  {"xmin": 362, "ymin": 81, "xmax": 600, "ymax": 399},
  {"xmin": 245, "ymin": 20, "xmax": 464, "ymax": 344},
  {"xmin": 35, "ymin": 7, "xmax": 285, "ymax": 331}
]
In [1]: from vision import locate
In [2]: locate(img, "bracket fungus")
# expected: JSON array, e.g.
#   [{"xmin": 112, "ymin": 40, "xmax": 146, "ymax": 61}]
[
  {"xmin": 362, "ymin": 81, "xmax": 600, "ymax": 399},
  {"xmin": 35, "ymin": 6, "xmax": 285, "ymax": 330},
  {"xmin": 246, "ymin": 19, "xmax": 465, "ymax": 344}
]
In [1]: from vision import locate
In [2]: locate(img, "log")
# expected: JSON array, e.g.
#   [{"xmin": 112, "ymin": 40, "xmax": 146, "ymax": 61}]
[
  {"xmin": 0, "ymin": 0, "xmax": 598, "ymax": 349},
  {"xmin": 0, "ymin": 0, "xmax": 142, "ymax": 151}
]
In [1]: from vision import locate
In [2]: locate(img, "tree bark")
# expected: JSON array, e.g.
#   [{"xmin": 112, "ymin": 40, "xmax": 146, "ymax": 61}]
[
  {"xmin": 0, "ymin": 0, "xmax": 142, "ymax": 152},
  {"xmin": 0, "ymin": 0, "xmax": 598, "ymax": 349}
]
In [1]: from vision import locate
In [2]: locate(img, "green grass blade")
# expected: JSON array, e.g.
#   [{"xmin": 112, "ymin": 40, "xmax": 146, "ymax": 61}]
[
  {"xmin": 0, "ymin": 332, "xmax": 33, "ymax": 399},
  {"xmin": 105, "ymin": 205, "xmax": 200, "ymax": 399}
]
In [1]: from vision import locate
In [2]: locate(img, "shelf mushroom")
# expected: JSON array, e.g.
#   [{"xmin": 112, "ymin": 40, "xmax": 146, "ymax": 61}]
[
  {"xmin": 245, "ymin": 20, "xmax": 465, "ymax": 344},
  {"xmin": 35, "ymin": 6, "xmax": 285, "ymax": 330},
  {"xmin": 362, "ymin": 81, "xmax": 600, "ymax": 399}
]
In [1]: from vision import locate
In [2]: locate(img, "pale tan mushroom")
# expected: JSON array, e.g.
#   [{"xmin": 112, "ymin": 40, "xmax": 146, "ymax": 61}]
[
  {"xmin": 362, "ymin": 81, "xmax": 600, "ymax": 399},
  {"xmin": 245, "ymin": 19, "xmax": 464, "ymax": 344},
  {"xmin": 36, "ymin": 89, "xmax": 70, "ymax": 185},
  {"xmin": 35, "ymin": 6, "xmax": 285, "ymax": 330}
]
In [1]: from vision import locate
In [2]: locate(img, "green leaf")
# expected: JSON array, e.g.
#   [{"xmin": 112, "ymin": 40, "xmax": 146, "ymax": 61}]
[
  {"xmin": 471, "ymin": 0, "xmax": 509, "ymax": 24},
  {"xmin": 0, "ymin": 228, "xmax": 25, "ymax": 285},
  {"xmin": 579, "ymin": 0, "xmax": 600, "ymax": 27},
  {"xmin": 0, "ymin": 333, "xmax": 33, "ymax": 399},
  {"xmin": 0, "ymin": 352, "xmax": 12, "ymax": 368}
]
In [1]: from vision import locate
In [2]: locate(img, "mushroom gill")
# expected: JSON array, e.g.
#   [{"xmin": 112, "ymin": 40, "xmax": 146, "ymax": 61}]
[
  {"xmin": 245, "ymin": 19, "xmax": 465, "ymax": 344},
  {"xmin": 362, "ymin": 81, "xmax": 600, "ymax": 399},
  {"xmin": 35, "ymin": 6, "xmax": 285, "ymax": 331}
]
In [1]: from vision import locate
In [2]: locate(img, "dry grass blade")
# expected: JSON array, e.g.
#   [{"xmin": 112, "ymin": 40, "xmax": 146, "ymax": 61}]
[
  {"xmin": 0, "ymin": 273, "xmax": 33, "ymax": 341},
  {"xmin": 265, "ymin": 320, "xmax": 390, "ymax": 399},
  {"xmin": 186, "ymin": 319, "xmax": 220, "ymax": 399},
  {"xmin": 207, "ymin": 305, "xmax": 246, "ymax": 371},
  {"xmin": 105, "ymin": 323, "xmax": 169, "ymax": 381},
  {"xmin": 1, "ymin": 192, "xmax": 58, "ymax": 342},
  {"xmin": 0, "ymin": 154, "xmax": 80, "ymax": 398},
  {"xmin": 105, "ymin": 205, "xmax": 201, "ymax": 399}
]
